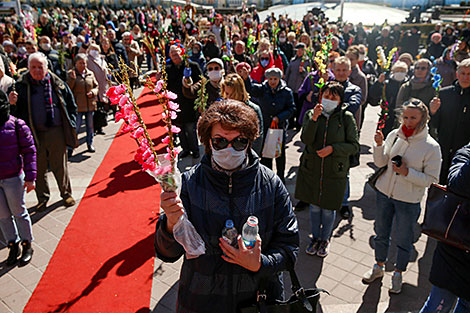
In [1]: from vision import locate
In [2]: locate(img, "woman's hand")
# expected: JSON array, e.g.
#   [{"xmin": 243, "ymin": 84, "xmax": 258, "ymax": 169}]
[
  {"xmin": 69, "ymin": 70, "xmax": 76, "ymax": 80},
  {"xmin": 87, "ymin": 91, "xmax": 94, "ymax": 98},
  {"xmin": 312, "ymin": 103, "xmax": 323, "ymax": 121},
  {"xmin": 8, "ymin": 91, "xmax": 18, "ymax": 105},
  {"xmin": 219, "ymin": 235, "xmax": 261, "ymax": 272},
  {"xmin": 306, "ymin": 91, "xmax": 314, "ymax": 103},
  {"xmin": 374, "ymin": 130, "xmax": 384, "ymax": 146},
  {"xmin": 392, "ymin": 160, "xmax": 409, "ymax": 176},
  {"xmin": 160, "ymin": 192, "xmax": 184, "ymax": 233},
  {"xmin": 272, "ymin": 116, "xmax": 279, "ymax": 124},
  {"xmin": 430, "ymin": 97, "xmax": 441, "ymax": 115},
  {"xmin": 24, "ymin": 181, "xmax": 35, "ymax": 193},
  {"xmin": 378, "ymin": 73, "xmax": 386, "ymax": 83},
  {"xmin": 316, "ymin": 145, "xmax": 333, "ymax": 158}
]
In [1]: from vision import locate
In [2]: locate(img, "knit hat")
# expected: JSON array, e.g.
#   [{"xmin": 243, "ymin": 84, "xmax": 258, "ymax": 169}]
[{"xmin": 265, "ymin": 67, "xmax": 283, "ymax": 79}]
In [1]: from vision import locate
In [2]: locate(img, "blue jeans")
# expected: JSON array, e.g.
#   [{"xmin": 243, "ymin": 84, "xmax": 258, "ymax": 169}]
[
  {"xmin": 342, "ymin": 176, "xmax": 350, "ymax": 206},
  {"xmin": 76, "ymin": 111, "xmax": 94, "ymax": 146},
  {"xmin": 374, "ymin": 191, "xmax": 420, "ymax": 271},
  {"xmin": 0, "ymin": 174, "xmax": 34, "ymax": 243},
  {"xmin": 310, "ymin": 204, "xmax": 336, "ymax": 241},
  {"xmin": 420, "ymin": 285, "xmax": 470, "ymax": 313}
]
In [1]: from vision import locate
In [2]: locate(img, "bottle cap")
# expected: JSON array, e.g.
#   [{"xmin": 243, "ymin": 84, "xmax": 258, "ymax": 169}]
[
  {"xmin": 247, "ymin": 216, "xmax": 258, "ymax": 227},
  {"xmin": 225, "ymin": 219, "xmax": 234, "ymax": 228}
]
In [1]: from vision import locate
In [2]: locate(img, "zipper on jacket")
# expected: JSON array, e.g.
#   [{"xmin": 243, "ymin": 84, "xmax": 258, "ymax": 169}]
[
  {"xmin": 228, "ymin": 175, "xmax": 233, "ymax": 194},
  {"xmin": 319, "ymin": 117, "xmax": 329, "ymax": 201}
]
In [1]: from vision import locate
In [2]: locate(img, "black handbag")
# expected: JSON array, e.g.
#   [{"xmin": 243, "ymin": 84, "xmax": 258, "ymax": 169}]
[
  {"xmin": 366, "ymin": 166, "xmax": 387, "ymax": 191},
  {"xmin": 366, "ymin": 135, "xmax": 399, "ymax": 191},
  {"xmin": 239, "ymin": 266, "xmax": 328, "ymax": 313},
  {"xmin": 421, "ymin": 184, "xmax": 470, "ymax": 251}
]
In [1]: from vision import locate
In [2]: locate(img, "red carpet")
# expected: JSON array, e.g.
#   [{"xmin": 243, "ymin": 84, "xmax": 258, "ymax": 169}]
[{"xmin": 24, "ymin": 86, "xmax": 166, "ymax": 313}]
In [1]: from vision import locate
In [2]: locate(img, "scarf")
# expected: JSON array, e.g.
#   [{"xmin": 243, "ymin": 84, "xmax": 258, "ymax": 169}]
[
  {"xmin": 31, "ymin": 72, "xmax": 54, "ymax": 127},
  {"xmin": 402, "ymin": 124, "xmax": 415, "ymax": 138}
]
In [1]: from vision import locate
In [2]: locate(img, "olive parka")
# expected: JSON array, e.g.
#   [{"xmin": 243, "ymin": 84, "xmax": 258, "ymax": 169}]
[{"xmin": 295, "ymin": 106, "xmax": 360, "ymax": 210}]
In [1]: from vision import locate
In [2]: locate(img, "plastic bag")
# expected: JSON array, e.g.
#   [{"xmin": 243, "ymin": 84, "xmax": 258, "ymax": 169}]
[
  {"xmin": 147, "ymin": 154, "xmax": 206, "ymax": 259},
  {"xmin": 262, "ymin": 121, "xmax": 284, "ymax": 159},
  {"xmin": 173, "ymin": 212, "xmax": 206, "ymax": 259}
]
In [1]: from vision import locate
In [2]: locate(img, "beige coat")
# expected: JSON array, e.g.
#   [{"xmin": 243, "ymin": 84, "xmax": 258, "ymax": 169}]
[
  {"xmin": 123, "ymin": 40, "xmax": 142, "ymax": 78},
  {"xmin": 373, "ymin": 126, "xmax": 442, "ymax": 204},
  {"xmin": 87, "ymin": 55, "xmax": 110, "ymax": 102},
  {"xmin": 67, "ymin": 68, "xmax": 99, "ymax": 113}
]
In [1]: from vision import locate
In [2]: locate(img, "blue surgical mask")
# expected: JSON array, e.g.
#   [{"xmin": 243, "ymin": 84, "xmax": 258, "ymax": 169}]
[
  {"xmin": 212, "ymin": 146, "xmax": 247, "ymax": 170},
  {"xmin": 260, "ymin": 59, "xmax": 269, "ymax": 67}
]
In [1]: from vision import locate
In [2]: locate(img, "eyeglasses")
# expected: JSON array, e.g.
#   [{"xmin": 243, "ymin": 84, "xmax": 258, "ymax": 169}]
[
  {"xmin": 415, "ymin": 66, "xmax": 428, "ymax": 71},
  {"xmin": 211, "ymin": 136, "xmax": 249, "ymax": 151},
  {"xmin": 207, "ymin": 66, "xmax": 221, "ymax": 72},
  {"xmin": 260, "ymin": 57, "xmax": 270, "ymax": 61}
]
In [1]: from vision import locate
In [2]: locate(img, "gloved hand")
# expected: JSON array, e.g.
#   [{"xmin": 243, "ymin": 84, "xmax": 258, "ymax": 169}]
[{"xmin": 184, "ymin": 67, "xmax": 192, "ymax": 79}]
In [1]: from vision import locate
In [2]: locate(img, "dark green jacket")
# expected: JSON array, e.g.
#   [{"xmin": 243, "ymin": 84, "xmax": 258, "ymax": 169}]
[{"xmin": 295, "ymin": 107, "xmax": 359, "ymax": 210}]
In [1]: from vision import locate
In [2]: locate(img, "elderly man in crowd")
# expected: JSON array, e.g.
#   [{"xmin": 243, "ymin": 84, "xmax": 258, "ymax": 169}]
[
  {"xmin": 430, "ymin": 58, "xmax": 470, "ymax": 184},
  {"xmin": 9, "ymin": 52, "xmax": 78, "ymax": 211}
]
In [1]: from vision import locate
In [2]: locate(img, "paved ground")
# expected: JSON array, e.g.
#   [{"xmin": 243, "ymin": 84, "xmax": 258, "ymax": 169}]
[{"xmin": 0, "ymin": 89, "xmax": 436, "ymax": 312}]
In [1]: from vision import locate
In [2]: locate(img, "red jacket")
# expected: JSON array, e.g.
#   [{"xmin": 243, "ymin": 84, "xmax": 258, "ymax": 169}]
[{"xmin": 250, "ymin": 52, "xmax": 283, "ymax": 83}]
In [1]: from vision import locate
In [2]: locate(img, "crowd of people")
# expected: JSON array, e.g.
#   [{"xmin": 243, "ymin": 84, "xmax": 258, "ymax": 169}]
[{"xmin": 0, "ymin": 3, "xmax": 469, "ymax": 312}]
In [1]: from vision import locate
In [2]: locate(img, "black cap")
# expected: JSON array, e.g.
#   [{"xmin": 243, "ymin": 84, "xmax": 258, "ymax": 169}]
[{"xmin": 295, "ymin": 43, "xmax": 306, "ymax": 49}]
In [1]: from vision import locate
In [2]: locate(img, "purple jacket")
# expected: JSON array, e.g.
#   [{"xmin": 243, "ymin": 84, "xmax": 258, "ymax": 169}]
[
  {"xmin": 298, "ymin": 69, "xmax": 335, "ymax": 125},
  {"xmin": 0, "ymin": 115, "xmax": 37, "ymax": 181}
]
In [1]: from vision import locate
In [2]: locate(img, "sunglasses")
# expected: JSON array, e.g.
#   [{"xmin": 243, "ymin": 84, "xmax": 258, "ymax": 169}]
[
  {"xmin": 415, "ymin": 66, "xmax": 428, "ymax": 71},
  {"xmin": 207, "ymin": 66, "xmax": 221, "ymax": 72},
  {"xmin": 211, "ymin": 136, "xmax": 249, "ymax": 151},
  {"xmin": 260, "ymin": 57, "xmax": 270, "ymax": 61}
]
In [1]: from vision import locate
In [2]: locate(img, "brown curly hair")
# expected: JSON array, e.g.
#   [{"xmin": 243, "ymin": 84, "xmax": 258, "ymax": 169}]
[{"xmin": 197, "ymin": 100, "xmax": 259, "ymax": 155}]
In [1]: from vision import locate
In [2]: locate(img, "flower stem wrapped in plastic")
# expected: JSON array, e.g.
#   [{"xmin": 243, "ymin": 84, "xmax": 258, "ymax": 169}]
[{"xmin": 107, "ymin": 56, "xmax": 205, "ymax": 259}]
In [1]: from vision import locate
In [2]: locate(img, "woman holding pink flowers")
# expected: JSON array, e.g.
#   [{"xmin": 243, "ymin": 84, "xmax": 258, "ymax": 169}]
[{"xmin": 155, "ymin": 100, "xmax": 299, "ymax": 313}]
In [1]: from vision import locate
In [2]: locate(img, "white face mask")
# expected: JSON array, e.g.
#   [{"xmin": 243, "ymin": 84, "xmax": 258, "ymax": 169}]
[
  {"xmin": 186, "ymin": 23, "xmax": 191, "ymax": 29},
  {"xmin": 89, "ymin": 50, "xmax": 100, "ymax": 58},
  {"xmin": 212, "ymin": 146, "xmax": 247, "ymax": 170},
  {"xmin": 279, "ymin": 37, "xmax": 286, "ymax": 43},
  {"xmin": 40, "ymin": 43, "xmax": 51, "ymax": 51},
  {"xmin": 391, "ymin": 72, "xmax": 407, "ymax": 82},
  {"xmin": 359, "ymin": 53, "xmax": 365, "ymax": 61},
  {"xmin": 321, "ymin": 98, "xmax": 339, "ymax": 114},
  {"xmin": 246, "ymin": 18, "xmax": 252, "ymax": 23},
  {"xmin": 207, "ymin": 70, "xmax": 223, "ymax": 81}
]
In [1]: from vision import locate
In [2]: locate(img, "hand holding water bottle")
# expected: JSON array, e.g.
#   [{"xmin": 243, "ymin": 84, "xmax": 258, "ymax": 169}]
[{"xmin": 219, "ymin": 216, "xmax": 261, "ymax": 272}]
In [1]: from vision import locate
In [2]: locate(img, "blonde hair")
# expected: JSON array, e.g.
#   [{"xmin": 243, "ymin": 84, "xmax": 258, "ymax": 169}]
[
  {"xmin": 221, "ymin": 73, "xmax": 250, "ymax": 102},
  {"xmin": 397, "ymin": 98, "xmax": 430, "ymax": 133}
]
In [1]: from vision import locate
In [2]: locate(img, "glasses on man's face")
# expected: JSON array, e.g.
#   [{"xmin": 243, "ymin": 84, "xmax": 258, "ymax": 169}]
[
  {"xmin": 415, "ymin": 66, "xmax": 428, "ymax": 71},
  {"xmin": 260, "ymin": 57, "xmax": 270, "ymax": 61},
  {"xmin": 211, "ymin": 136, "xmax": 249, "ymax": 151},
  {"xmin": 207, "ymin": 66, "xmax": 221, "ymax": 72}
]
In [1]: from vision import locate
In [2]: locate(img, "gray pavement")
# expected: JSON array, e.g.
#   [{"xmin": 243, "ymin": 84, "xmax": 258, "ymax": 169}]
[{"xmin": 0, "ymin": 92, "xmax": 435, "ymax": 312}]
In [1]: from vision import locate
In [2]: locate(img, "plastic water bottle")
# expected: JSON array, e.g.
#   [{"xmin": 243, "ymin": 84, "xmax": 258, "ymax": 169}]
[
  {"xmin": 222, "ymin": 219, "xmax": 238, "ymax": 247},
  {"xmin": 242, "ymin": 216, "xmax": 259, "ymax": 249}
]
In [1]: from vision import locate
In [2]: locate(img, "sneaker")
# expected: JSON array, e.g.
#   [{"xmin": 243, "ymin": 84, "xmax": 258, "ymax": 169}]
[
  {"xmin": 305, "ymin": 239, "xmax": 320, "ymax": 256},
  {"xmin": 340, "ymin": 205, "xmax": 351, "ymax": 219},
  {"xmin": 63, "ymin": 196, "xmax": 76, "ymax": 207},
  {"xmin": 316, "ymin": 240, "xmax": 330, "ymax": 257},
  {"xmin": 362, "ymin": 264, "xmax": 385, "ymax": 283},
  {"xmin": 389, "ymin": 271, "xmax": 402, "ymax": 294}
]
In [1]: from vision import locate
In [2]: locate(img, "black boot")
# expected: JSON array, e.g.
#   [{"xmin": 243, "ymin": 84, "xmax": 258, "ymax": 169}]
[
  {"xmin": 6, "ymin": 241, "xmax": 20, "ymax": 266},
  {"xmin": 19, "ymin": 241, "xmax": 33, "ymax": 266}
]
